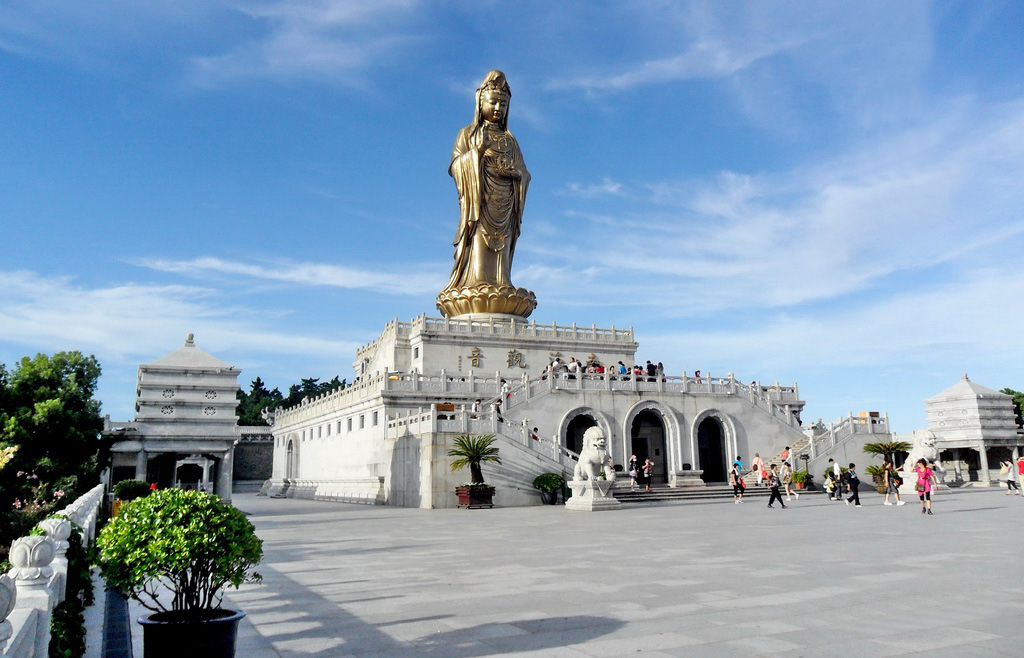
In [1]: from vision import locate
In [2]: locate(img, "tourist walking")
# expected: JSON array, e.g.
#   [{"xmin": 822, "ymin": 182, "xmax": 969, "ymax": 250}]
[
  {"xmin": 730, "ymin": 461, "xmax": 745, "ymax": 504},
  {"xmin": 766, "ymin": 464, "xmax": 786, "ymax": 509},
  {"xmin": 1000, "ymin": 459, "xmax": 1021, "ymax": 496},
  {"xmin": 752, "ymin": 453, "xmax": 765, "ymax": 487},
  {"xmin": 628, "ymin": 454, "xmax": 639, "ymax": 492},
  {"xmin": 844, "ymin": 463, "xmax": 862, "ymax": 507},
  {"xmin": 781, "ymin": 461, "xmax": 799, "ymax": 500},
  {"xmin": 882, "ymin": 458, "xmax": 905, "ymax": 506},
  {"xmin": 643, "ymin": 457, "xmax": 654, "ymax": 493},
  {"xmin": 1017, "ymin": 454, "xmax": 1024, "ymax": 491},
  {"xmin": 913, "ymin": 458, "xmax": 936, "ymax": 515}
]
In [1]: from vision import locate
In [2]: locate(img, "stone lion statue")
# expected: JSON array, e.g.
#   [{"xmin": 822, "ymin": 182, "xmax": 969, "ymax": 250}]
[
  {"xmin": 574, "ymin": 426, "xmax": 615, "ymax": 482},
  {"xmin": 904, "ymin": 429, "xmax": 945, "ymax": 481}
]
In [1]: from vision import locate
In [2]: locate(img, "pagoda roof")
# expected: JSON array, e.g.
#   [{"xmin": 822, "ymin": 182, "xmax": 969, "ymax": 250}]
[
  {"xmin": 925, "ymin": 373, "xmax": 1008, "ymax": 403},
  {"xmin": 145, "ymin": 334, "xmax": 234, "ymax": 370}
]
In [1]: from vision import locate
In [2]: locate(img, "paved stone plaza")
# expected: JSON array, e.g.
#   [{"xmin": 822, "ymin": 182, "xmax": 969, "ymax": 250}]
[{"xmin": 205, "ymin": 490, "xmax": 1021, "ymax": 657}]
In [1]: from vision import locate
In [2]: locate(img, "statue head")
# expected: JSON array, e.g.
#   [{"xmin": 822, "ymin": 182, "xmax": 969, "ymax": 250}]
[
  {"xmin": 583, "ymin": 425, "xmax": 607, "ymax": 452},
  {"xmin": 473, "ymin": 70, "xmax": 511, "ymax": 131}
]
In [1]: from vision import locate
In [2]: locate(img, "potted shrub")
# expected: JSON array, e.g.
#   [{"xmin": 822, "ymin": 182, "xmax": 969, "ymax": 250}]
[
  {"xmin": 112, "ymin": 478, "xmax": 151, "ymax": 516},
  {"xmin": 448, "ymin": 434, "xmax": 501, "ymax": 508},
  {"xmin": 533, "ymin": 473, "xmax": 566, "ymax": 505},
  {"xmin": 791, "ymin": 470, "xmax": 808, "ymax": 490},
  {"xmin": 98, "ymin": 489, "xmax": 263, "ymax": 658},
  {"xmin": 864, "ymin": 465, "xmax": 887, "ymax": 493}
]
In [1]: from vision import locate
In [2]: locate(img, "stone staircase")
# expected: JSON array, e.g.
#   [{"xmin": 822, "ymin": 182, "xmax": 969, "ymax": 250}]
[
  {"xmin": 740, "ymin": 435, "xmax": 813, "ymax": 487},
  {"xmin": 613, "ymin": 484, "xmax": 822, "ymax": 504}
]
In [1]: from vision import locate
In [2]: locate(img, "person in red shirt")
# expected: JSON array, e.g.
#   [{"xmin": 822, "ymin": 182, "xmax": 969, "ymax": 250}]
[{"xmin": 1016, "ymin": 455, "xmax": 1024, "ymax": 491}]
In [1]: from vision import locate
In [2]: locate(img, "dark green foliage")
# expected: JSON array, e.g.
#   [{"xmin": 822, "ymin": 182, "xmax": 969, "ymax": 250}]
[
  {"xmin": 0, "ymin": 352, "xmax": 106, "ymax": 563},
  {"xmin": 532, "ymin": 473, "xmax": 565, "ymax": 492},
  {"xmin": 113, "ymin": 479, "xmax": 151, "ymax": 501},
  {"xmin": 791, "ymin": 470, "xmax": 808, "ymax": 483},
  {"xmin": 862, "ymin": 441, "xmax": 912, "ymax": 462},
  {"xmin": 235, "ymin": 377, "xmax": 284, "ymax": 426},
  {"xmin": 98, "ymin": 489, "xmax": 263, "ymax": 613},
  {"xmin": 447, "ymin": 434, "xmax": 501, "ymax": 484},
  {"xmin": 1001, "ymin": 388, "xmax": 1023, "ymax": 428},
  {"xmin": 49, "ymin": 521, "xmax": 94, "ymax": 658},
  {"xmin": 283, "ymin": 376, "xmax": 346, "ymax": 408}
]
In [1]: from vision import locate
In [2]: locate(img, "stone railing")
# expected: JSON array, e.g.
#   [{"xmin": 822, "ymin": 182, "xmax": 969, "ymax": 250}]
[
  {"xmin": 809, "ymin": 412, "xmax": 891, "ymax": 459},
  {"xmin": 386, "ymin": 404, "xmax": 580, "ymax": 467},
  {"xmin": 1, "ymin": 483, "xmax": 105, "ymax": 658},
  {"xmin": 502, "ymin": 371, "xmax": 803, "ymax": 427},
  {"xmin": 356, "ymin": 314, "xmax": 638, "ymax": 359}
]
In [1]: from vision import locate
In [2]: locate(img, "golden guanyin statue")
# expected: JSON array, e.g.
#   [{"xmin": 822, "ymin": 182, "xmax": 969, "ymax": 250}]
[{"xmin": 436, "ymin": 70, "xmax": 537, "ymax": 318}]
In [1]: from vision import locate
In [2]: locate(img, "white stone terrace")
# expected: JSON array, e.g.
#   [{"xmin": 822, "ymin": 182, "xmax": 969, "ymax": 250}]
[
  {"xmin": 355, "ymin": 315, "xmax": 637, "ymax": 361},
  {"xmin": 276, "ymin": 369, "xmax": 803, "ymax": 428}
]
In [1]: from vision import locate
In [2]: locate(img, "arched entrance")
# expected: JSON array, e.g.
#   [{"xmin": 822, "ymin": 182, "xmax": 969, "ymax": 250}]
[
  {"xmin": 631, "ymin": 410, "xmax": 667, "ymax": 483},
  {"xmin": 286, "ymin": 439, "xmax": 297, "ymax": 479},
  {"xmin": 566, "ymin": 415, "xmax": 597, "ymax": 455},
  {"xmin": 175, "ymin": 463, "xmax": 203, "ymax": 490},
  {"xmin": 696, "ymin": 417, "xmax": 727, "ymax": 482}
]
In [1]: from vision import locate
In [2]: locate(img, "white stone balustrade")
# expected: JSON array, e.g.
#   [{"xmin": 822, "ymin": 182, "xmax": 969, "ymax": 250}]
[
  {"xmin": 1, "ymin": 483, "xmax": 105, "ymax": 658},
  {"xmin": 809, "ymin": 412, "xmax": 891, "ymax": 459}
]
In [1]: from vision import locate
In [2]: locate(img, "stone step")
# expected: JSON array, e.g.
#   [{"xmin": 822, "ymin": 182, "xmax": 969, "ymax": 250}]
[{"xmin": 612, "ymin": 485, "xmax": 821, "ymax": 503}]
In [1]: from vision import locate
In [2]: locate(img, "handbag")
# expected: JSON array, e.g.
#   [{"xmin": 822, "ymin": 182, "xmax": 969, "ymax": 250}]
[
  {"xmin": 915, "ymin": 484, "xmax": 925, "ymax": 492},
  {"xmin": 629, "ymin": 469, "xmax": 636, "ymax": 478}
]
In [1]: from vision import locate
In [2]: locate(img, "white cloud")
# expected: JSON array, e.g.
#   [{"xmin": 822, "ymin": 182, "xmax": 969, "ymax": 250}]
[
  {"xmin": 562, "ymin": 178, "xmax": 624, "ymax": 198},
  {"xmin": 187, "ymin": 0, "xmax": 421, "ymax": 86},
  {"xmin": 0, "ymin": 270, "xmax": 359, "ymax": 363},
  {"xmin": 134, "ymin": 256, "xmax": 443, "ymax": 296}
]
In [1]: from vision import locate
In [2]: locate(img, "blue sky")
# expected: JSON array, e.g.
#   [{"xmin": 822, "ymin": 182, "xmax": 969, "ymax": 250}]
[{"xmin": 2, "ymin": 1, "xmax": 1022, "ymax": 432}]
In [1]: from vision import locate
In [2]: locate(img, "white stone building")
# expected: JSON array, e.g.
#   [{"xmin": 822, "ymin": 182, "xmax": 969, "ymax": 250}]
[
  {"xmin": 265, "ymin": 314, "xmax": 894, "ymax": 508},
  {"xmin": 107, "ymin": 334, "xmax": 242, "ymax": 500},
  {"xmin": 902, "ymin": 374, "xmax": 1020, "ymax": 484}
]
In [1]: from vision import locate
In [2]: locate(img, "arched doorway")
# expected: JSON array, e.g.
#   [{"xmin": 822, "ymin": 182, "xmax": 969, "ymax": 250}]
[
  {"xmin": 176, "ymin": 463, "xmax": 203, "ymax": 490},
  {"xmin": 631, "ymin": 410, "xmax": 667, "ymax": 483},
  {"xmin": 286, "ymin": 439, "xmax": 297, "ymax": 479},
  {"xmin": 696, "ymin": 417, "xmax": 727, "ymax": 482},
  {"xmin": 566, "ymin": 415, "xmax": 597, "ymax": 454}
]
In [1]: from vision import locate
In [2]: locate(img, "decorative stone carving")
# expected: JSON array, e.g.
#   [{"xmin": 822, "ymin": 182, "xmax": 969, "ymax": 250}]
[
  {"xmin": 566, "ymin": 427, "xmax": 621, "ymax": 511},
  {"xmin": 0, "ymin": 574, "xmax": 14, "ymax": 651},
  {"xmin": 8, "ymin": 536, "xmax": 56, "ymax": 582},
  {"xmin": 39, "ymin": 517, "xmax": 72, "ymax": 555},
  {"xmin": 573, "ymin": 426, "xmax": 615, "ymax": 482}
]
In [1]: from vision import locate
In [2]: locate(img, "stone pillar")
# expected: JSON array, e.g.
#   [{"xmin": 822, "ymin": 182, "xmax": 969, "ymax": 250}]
[
  {"xmin": 135, "ymin": 449, "xmax": 148, "ymax": 481},
  {"xmin": 217, "ymin": 448, "xmax": 234, "ymax": 502},
  {"xmin": 977, "ymin": 441, "xmax": 992, "ymax": 486},
  {"xmin": 9, "ymin": 536, "xmax": 57, "ymax": 652},
  {"xmin": 952, "ymin": 448, "xmax": 963, "ymax": 483}
]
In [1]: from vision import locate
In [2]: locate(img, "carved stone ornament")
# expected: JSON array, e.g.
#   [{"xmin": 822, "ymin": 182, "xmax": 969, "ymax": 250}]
[
  {"xmin": 0, "ymin": 574, "xmax": 15, "ymax": 622},
  {"xmin": 8, "ymin": 535, "xmax": 56, "ymax": 581},
  {"xmin": 40, "ymin": 516, "xmax": 72, "ymax": 554}
]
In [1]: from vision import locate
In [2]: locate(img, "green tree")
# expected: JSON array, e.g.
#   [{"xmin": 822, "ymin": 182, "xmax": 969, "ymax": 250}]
[
  {"xmin": 447, "ymin": 434, "xmax": 502, "ymax": 484},
  {"xmin": 0, "ymin": 352, "xmax": 107, "ymax": 561},
  {"xmin": 236, "ymin": 377, "xmax": 284, "ymax": 426},
  {"xmin": 283, "ymin": 376, "xmax": 346, "ymax": 407},
  {"xmin": 862, "ymin": 441, "xmax": 912, "ymax": 466},
  {"xmin": 1000, "ymin": 388, "xmax": 1023, "ymax": 428}
]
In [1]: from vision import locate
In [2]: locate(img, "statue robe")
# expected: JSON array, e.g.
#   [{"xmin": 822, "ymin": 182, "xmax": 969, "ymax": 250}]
[{"xmin": 443, "ymin": 123, "xmax": 530, "ymax": 292}]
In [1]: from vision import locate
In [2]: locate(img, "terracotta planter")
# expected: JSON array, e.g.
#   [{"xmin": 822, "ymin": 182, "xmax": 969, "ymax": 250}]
[
  {"xmin": 138, "ymin": 609, "xmax": 244, "ymax": 658},
  {"xmin": 456, "ymin": 486, "xmax": 495, "ymax": 509},
  {"xmin": 794, "ymin": 482, "xmax": 805, "ymax": 490}
]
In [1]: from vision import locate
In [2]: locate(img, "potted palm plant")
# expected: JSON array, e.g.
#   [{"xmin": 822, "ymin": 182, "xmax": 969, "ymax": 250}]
[
  {"xmin": 532, "ymin": 473, "xmax": 566, "ymax": 505},
  {"xmin": 98, "ymin": 488, "xmax": 263, "ymax": 658},
  {"xmin": 448, "ymin": 434, "xmax": 501, "ymax": 508},
  {"xmin": 864, "ymin": 465, "xmax": 887, "ymax": 493}
]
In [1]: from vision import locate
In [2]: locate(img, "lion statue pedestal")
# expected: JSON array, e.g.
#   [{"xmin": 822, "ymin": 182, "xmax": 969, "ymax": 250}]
[{"xmin": 565, "ymin": 426, "xmax": 621, "ymax": 512}]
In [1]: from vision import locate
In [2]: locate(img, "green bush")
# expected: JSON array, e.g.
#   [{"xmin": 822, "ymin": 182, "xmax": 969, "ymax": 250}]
[
  {"xmin": 48, "ymin": 519, "xmax": 93, "ymax": 658},
  {"xmin": 532, "ymin": 473, "xmax": 565, "ymax": 493},
  {"xmin": 791, "ymin": 470, "xmax": 808, "ymax": 484},
  {"xmin": 113, "ymin": 479, "xmax": 151, "ymax": 501},
  {"xmin": 98, "ymin": 489, "xmax": 262, "ymax": 615}
]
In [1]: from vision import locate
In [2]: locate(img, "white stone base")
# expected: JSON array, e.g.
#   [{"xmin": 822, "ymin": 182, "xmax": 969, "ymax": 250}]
[
  {"xmin": 565, "ymin": 479, "xmax": 621, "ymax": 511},
  {"xmin": 669, "ymin": 470, "xmax": 706, "ymax": 488}
]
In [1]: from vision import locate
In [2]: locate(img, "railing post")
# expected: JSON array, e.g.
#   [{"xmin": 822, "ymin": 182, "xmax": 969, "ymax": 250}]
[
  {"xmin": 441, "ymin": 369, "xmax": 447, "ymax": 393},
  {"xmin": 10, "ymin": 535, "xmax": 58, "ymax": 653}
]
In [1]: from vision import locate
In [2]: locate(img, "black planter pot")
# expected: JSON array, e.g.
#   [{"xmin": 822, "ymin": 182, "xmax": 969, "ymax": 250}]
[
  {"xmin": 138, "ymin": 609, "xmax": 245, "ymax": 658},
  {"xmin": 539, "ymin": 490, "xmax": 558, "ymax": 505}
]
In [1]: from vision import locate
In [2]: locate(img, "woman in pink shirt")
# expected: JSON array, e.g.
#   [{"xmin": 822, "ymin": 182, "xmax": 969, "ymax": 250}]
[{"xmin": 913, "ymin": 458, "xmax": 936, "ymax": 515}]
